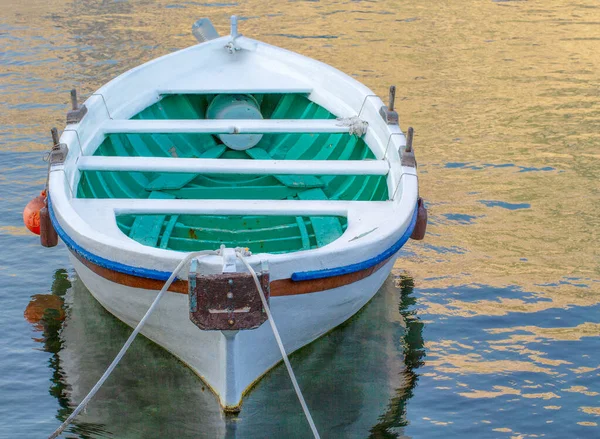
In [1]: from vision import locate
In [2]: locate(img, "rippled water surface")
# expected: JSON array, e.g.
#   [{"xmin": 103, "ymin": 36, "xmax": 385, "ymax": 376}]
[{"xmin": 1, "ymin": 0, "xmax": 599, "ymax": 437}]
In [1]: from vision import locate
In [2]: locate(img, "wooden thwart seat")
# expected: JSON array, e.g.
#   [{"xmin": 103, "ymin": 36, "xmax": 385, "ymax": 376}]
[
  {"xmin": 72, "ymin": 198, "xmax": 388, "ymax": 217},
  {"xmin": 100, "ymin": 119, "xmax": 364, "ymax": 135},
  {"xmin": 77, "ymin": 156, "xmax": 389, "ymax": 176}
]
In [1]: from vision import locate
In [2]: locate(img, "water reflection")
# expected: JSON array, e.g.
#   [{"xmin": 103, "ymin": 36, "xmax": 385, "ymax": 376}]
[
  {"xmin": 24, "ymin": 269, "xmax": 110, "ymax": 438},
  {"xmin": 24, "ymin": 270, "xmax": 69, "ymax": 411},
  {"xmin": 25, "ymin": 270, "xmax": 424, "ymax": 438},
  {"xmin": 369, "ymin": 275, "xmax": 425, "ymax": 438}
]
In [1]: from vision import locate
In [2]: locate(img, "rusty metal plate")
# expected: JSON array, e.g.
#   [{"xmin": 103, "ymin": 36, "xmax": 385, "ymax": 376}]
[{"xmin": 189, "ymin": 270, "xmax": 270, "ymax": 331}]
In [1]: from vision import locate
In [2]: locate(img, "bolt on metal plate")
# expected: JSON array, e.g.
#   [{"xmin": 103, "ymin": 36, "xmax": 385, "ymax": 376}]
[{"xmin": 188, "ymin": 270, "xmax": 270, "ymax": 331}]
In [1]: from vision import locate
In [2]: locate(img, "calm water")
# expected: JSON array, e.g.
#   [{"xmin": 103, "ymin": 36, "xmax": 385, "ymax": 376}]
[{"xmin": 1, "ymin": 0, "xmax": 599, "ymax": 437}]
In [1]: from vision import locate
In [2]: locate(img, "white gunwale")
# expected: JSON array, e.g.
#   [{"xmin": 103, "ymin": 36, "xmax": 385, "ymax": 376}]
[{"xmin": 77, "ymin": 156, "xmax": 390, "ymax": 176}]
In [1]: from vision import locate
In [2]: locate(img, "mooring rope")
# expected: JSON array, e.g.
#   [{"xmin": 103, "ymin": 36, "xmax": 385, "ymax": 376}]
[
  {"xmin": 48, "ymin": 249, "xmax": 319, "ymax": 439},
  {"xmin": 48, "ymin": 250, "xmax": 218, "ymax": 439},
  {"xmin": 236, "ymin": 251, "xmax": 321, "ymax": 439}
]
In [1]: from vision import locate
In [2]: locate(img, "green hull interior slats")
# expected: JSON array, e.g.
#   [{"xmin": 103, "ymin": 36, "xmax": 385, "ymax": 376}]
[
  {"xmin": 129, "ymin": 191, "xmax": 176, "ymax": 247},
  {"xmin": 78, "ymin": 93, "xmax": 388, "ymax": 254},
  {"xmin": 145, "ymin": 145, "xmax": 227, "ymax": 191},
  {"xmin": 289, "ymin": 193, "xmax": 312, "ymax": 251},
  {"xmin": 295, "ymin": 216, "xmax": 311, "ymax": 250},
  {"xmin": 159, "ymin": 215, "xmax": 180, "ymax": 249},
  {"xmin": 268, "ymin": 103, "xmax": 330, "ymax": 158},
  {"xmin": 164, "ymin": 185, "xmax": 298, "ymax": 200},
  {"xmin": 245, "ymin": 148, "xmax": 324, "ymax": 188},
  {"xmin": 298, "ymin": 188, "xmax": 344, "ymax": 248},
  {"xmin": 124, "ymin": 134, "xmax": 155, "ymax": 157},
  {"xmin": 267, "ymin": 93, "xmax": 296, "ymax": 119},
  {"xmin": 147, "ymin": 100, "xmax": 198, "ymax": 155}
]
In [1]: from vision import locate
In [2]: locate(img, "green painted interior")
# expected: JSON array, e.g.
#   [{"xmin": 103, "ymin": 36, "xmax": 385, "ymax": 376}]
[{"xmin": 77, "ymin": 93, "xmax": 388, "ymax": 254}]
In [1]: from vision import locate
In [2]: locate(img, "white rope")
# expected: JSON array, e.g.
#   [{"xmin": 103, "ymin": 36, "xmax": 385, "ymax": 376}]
[
  {"xmin": 48, "ymin": 250, "xmax": 218, "ymax": 439},
  {"xmin": 236, "ymin": 252, "xmax": 321, "ymax": 439},
  {"xmin": 48, "ymin": 248, "xmax": 319, "ymax": 438},
  {"xmin": 336, "ymin": 116, "xmax": 368, "ymax": 137}
]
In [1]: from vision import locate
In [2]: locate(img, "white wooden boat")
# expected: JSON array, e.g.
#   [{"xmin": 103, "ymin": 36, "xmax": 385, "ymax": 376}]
[{"xmin": 38, "ymin": 17, "xmax": 426, "ymax": 412}]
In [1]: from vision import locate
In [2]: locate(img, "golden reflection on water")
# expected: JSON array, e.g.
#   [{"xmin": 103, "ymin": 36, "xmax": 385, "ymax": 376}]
[
  {"xmin": 488, "ymin": 322, "xmax": 600, "ymax": 341},
  {"xmin": 2, "ymin": 0, "xmax": 599, "ymax": 435}
]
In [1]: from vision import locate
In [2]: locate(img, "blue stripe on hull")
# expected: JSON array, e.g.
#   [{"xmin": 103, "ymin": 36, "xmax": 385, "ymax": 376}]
[{"xmin": 48, "ymin": 197, "xmax": 173, "ymax": 281}]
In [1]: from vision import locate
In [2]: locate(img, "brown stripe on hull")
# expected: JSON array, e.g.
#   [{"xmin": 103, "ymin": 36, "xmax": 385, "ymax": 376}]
[
  {"xmin": 271, "ymin": 259, "xmax": 390, "ymax": 296},
  {"xmin": 71, "ymin": 251, "xmax": 391, "ymax": 297}
]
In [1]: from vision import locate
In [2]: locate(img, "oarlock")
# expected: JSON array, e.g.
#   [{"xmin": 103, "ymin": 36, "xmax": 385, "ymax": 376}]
[
  {"xmin": 66, "ymin": 89, "xmax": 87, "ymax": 124},
  {"xmin": 49, "ymin": 127, "xmax": 68, "ymax": 165},
  {"xmin": 379, "ymin": 85, "xmax": 399, "ymax": 125},
  {"xmin": 401, "ymin": 126, "xmax": 417, "ymax": 168}
]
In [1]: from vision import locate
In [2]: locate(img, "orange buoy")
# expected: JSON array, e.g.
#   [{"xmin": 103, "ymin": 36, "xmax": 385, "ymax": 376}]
[
  {"xmin": 24, "ymin": 294, "xmax": 65, "ymax": 325},
  {"xmin": 23, "ymin": 190, "xmax": 46, "ymax": 235}
]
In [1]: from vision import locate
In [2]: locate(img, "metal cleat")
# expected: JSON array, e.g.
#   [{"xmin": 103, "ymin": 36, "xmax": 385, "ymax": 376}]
[{"xmin": 225, "ymin": 15, "xmax": 242, "ymax": 53}]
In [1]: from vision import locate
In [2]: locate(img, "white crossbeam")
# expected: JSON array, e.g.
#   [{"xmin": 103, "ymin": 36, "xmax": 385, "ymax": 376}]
[
  {"xmin": 77, "ymin": 156, "xmax": 389, "ymax": 176},
  {"xmin": 100, "ymin": 119, "xmax": 360, "ymax": 135},
  {"xmin": 72, "ymin": 198, "xmax": 389, "ymax": 217}
]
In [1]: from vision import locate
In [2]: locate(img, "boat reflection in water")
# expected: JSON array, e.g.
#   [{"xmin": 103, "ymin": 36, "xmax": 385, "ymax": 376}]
[{"xmin": 25, "ymin": 270, "xmax": 425, "ymax": 438}]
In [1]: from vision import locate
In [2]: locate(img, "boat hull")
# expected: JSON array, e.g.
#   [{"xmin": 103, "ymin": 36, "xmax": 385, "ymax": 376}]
[{"xmin": 68, "ymin": 251, "xmax": 398, "ymax": 410}]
